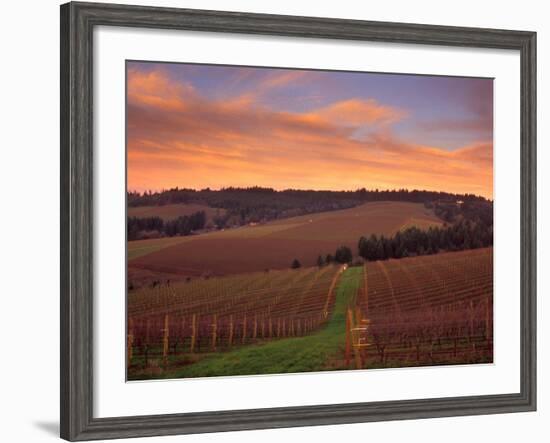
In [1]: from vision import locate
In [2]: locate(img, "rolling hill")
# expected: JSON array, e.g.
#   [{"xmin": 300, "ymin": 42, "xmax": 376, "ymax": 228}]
[{"xmin": 128, "ymin": 201, "xmax": 442, "ymax": 280}]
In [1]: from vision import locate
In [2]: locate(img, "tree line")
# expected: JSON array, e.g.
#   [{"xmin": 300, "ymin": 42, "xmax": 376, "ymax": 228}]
[
  {"xmin": 128, "ymin": 187, "xmax": 490, "ymax": 229},
  {"xmin": 127, "ymin": 211, "xmax": 206, "ymax": 241},
  {"xmin": 292, "ymin": 246, "xmax": 353, "ymax": 269},
  {"xmin": 357, "ymin": 221, "xmax": 492, "ymax": 262}
]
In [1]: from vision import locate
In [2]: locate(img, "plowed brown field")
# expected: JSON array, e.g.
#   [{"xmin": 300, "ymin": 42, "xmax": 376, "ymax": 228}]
[
  {"xmin": 128, "ymin": 203, "xmax": 224, "ymax": 221},
  {"xmin": 128, "ymin": 201, "xmax": 441, "ymax": 280}
]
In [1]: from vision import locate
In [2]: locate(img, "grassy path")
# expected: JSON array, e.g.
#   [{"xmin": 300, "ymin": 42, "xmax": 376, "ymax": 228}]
[{"xmin": 160, "ymin": 266, "xmax": 363, "ymax": 379}]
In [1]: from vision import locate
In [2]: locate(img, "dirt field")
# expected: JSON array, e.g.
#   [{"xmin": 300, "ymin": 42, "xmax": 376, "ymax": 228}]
[
  {"xmin": 128, "ymin": 203, "xmax": 225, "ymax": 221},
  {"xmin": 128, "ymin": 201, "xmax": 441, "ymax": 280}
]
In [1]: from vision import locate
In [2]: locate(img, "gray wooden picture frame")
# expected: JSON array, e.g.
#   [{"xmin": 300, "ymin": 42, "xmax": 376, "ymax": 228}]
[{"xmin": 60, "ymin": 2, "xmax": 537, "ymax": 441}]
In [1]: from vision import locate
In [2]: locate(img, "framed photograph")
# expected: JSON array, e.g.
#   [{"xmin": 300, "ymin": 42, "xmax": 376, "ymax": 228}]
[{"xmin": 60, "ymin": 1, "xmax": 536, "ymax": 440}]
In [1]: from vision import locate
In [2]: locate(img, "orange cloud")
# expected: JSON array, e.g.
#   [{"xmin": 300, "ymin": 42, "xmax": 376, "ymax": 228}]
[
  {"xmin": 311, "ymin": 99, "xmax": 406, "ymax": 127},
  {"xmin": 127, "ymin": 69, "xmax": 493, "ymax": 199},
  {"xmin": 259, "ymin": 70, "xmax": 311, "ymax": 89},
  {"xmin": 127, "ymin": 68, "xmax": 197, "ymax": 112}
]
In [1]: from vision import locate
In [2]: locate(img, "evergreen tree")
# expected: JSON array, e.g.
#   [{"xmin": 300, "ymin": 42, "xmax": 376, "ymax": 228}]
[
  {"xmin": 334, "ymin": 246, "xmax": 353, "ymax": 264},
  {"xmin": 356, "ymin": 217, "xmax": 492, "ymax": 262}
]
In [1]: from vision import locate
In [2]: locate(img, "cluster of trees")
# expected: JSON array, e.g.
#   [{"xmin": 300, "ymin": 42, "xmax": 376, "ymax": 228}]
[
  {"xmin": 292, "ymin": 246, "xmax": 354, "ymax": 269},
  {"xmin": 334, "ymin": 246, "xmax": 353, "ymax": 264},
  {"xmin": 358, "ymin": 221, "xmax": 492, "ymax": 262},
  {"xmin": 312, "ymin": 246, "xmax": 354, "ymax": 269},
  {"xmin": 128, "ymin": 187, "xmax": 490, "ymax": 228},
  {"xmin": 127, "ymin": 211, "xmax": 206, "ymax": 240}
]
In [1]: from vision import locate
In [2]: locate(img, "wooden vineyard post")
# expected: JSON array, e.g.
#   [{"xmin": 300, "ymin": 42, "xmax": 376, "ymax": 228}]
[
  {"xmin": 145, "ymin": 318, "xmax": 151, "ymax": 367},
  {"xmin": 190, "ymin": 313, "xmax": 197, "ymax": 353},
  {"xmin": 355, "ymin": 350, "xmax": 363, "ymax": 370},
  {"xmin": 127, "ymin": 318, "xmax": 134, "ymax": 368},
  {"xmin": 485, "ymin": 296, "xmax": 492, "ymax": 347},
  {"xmin": 228, "ymin": 314, "xmax": 234, "ymax": 347},
  {"xmin": 353, "ymin": 307, "xmax": 364, "ymax": 369},
  {"xmin": 363, "ymin": 264, "xmax": 369, "ymax": 317},
  {"xmin": 469, "ymin": 300, "xmax": 474, "ymax": 343},
  {"xmin": 180, "ymin": 317, "xmax": 186, "ymax": 353},
  {"xmin": 356, "ymin": 306, "xmax": 363, "ymax": 369},
  {"xmin": 211, "ymin": 314, "xmax": 217, "ymax": 351},
  {"xmin": 277, "ymin": 318, "xmax": 281, "ymax": 338},
  {"xmin": 242, "ymin": 314, "xmax": 247, "ymax": 344},
  {"xmin": 355, "ymin": 306, "xmax": 362, "ymax": 326},
  {"xmin": 162, "ymin": 314, "xmax": 169, "ymax": 368},
  {"xmin": 453, "ymin": 338, "xmax": 458, "ymax": 358},
  {"xmin": 253, "ymin": 315, "xmax": 258, "ymax": 340},
  {"xmin": 297, "ymin": 318, "xmax": 302, "ymax": 336},
  {"xmin": 363, "ymin": 320, "xmax": 369, "ymax": 369},
  {"xmin": 269, "ymin": 317, "xmax": 273, "ymax": 338},
  {"xmin": 345, "ymin": 308, "xmax": 352, "ymax": 366},
  {"xmin": 261, "ymin": 317, "xmax": 265, "ymax": 338}
]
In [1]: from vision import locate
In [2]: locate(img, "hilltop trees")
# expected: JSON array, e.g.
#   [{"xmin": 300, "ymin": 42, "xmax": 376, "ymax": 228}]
[
  {"xmin": 291, "ymin": 259, "xmax": 302, "ymax": 269},
  {"xmin": 129, "ymin": 187, "xmax": 489, "ymax": 209},
  {"xmin": 334, "ymin": 246, "xmax": 353, "ymax": 264},
  {"xmin": 128, "ymin": 187, "xmax": 491, "ymax": 228},
  {"xmin": 127, "ymin": 211, "xmax": 207, "ymax": 240}
]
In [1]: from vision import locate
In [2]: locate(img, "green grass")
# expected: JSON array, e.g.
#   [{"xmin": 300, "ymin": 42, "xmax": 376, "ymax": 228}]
[{"xmin": 136, "ymin": 266, "xmax": 363, "ymax": 379}]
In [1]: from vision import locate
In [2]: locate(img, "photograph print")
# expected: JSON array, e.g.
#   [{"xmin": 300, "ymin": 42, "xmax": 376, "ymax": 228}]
[{"xmin": 126, "ymin": 61, "xmax": 494, "ymax": 381}]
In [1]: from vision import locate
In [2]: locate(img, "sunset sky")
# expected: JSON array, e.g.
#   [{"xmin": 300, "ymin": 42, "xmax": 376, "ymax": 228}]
[{"xmin": 127, "ymin": 61, "xmax": 493, "ymax": 199}]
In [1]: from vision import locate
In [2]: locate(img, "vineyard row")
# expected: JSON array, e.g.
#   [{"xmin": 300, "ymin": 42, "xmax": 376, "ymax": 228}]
[{"xmin": 128, "ymin": 311, "xmax": 327, "ymax": 367}]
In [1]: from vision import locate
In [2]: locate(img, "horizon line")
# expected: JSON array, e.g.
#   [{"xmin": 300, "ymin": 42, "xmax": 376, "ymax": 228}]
[{"xmin": 127, "ymin": 186, "xmax": 492, "ymax": 201}]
